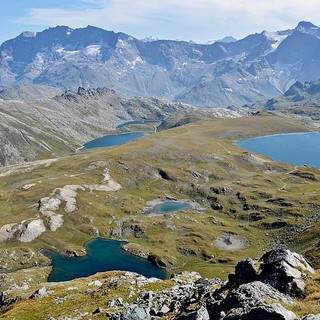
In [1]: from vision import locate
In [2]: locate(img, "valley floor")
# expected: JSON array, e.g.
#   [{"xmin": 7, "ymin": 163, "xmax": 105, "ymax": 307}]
[{"xmin": 0, "ymin": 115, "xmax": 319, "ymax": 317}]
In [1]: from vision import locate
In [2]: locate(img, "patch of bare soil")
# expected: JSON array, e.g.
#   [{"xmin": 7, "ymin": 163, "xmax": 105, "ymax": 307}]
[{"xmin": 213, "ymin": 233, "xmax": 250, "ymax": 251}]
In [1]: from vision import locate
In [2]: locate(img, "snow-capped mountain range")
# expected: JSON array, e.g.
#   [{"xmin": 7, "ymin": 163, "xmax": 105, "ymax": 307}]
[{"xmin": 1, "ymin": 21, "xmax": 320, "ymax": 107}]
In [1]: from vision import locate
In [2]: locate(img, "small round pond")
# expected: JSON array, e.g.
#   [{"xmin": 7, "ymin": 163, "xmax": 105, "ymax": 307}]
[
  {"xmin": 45, "ymin": 238, "xmax": 167, "ymax": 282},
  {"xmin": 153, "ymin": 201, "xmax": 193, "ymax": 214},
  {"xmin": 83, "ymin": 132, "xmax": 147, "ymax": 150}
]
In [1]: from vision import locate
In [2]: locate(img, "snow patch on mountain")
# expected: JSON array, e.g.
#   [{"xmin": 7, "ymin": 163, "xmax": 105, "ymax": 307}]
[
  {"xmin": 84, "ymin": 45, "xmax": 101, "ymax": 56},
  {"xmin": 263, "ymin": 31, "xmax": 290, "ymax": 51},
  {"xmin": 1, "ymin": 21, "xmax": 320, "ymax": 107},
  {"xmin": 55, "ymin": 48, "xmax": 81, "ymax": 57},
  {"xmin": 21, "ymin": 32, "xmax": 36, "ymax": 38},
  {"xmin": 55, "ymin": 45, "xmax": 102, "ymax": 58},
  {"xmin": 128, "ymin": 56, "xmax": 144, "ymax": 69}
]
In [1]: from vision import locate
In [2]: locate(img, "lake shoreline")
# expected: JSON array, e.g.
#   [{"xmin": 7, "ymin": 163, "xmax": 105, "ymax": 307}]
[
  {"xmin": 42, "ymin": 238, "xmax": 167, "ymax": 282},
  {"xmin": 235, "ymin": 131, "xmax": 320, "ymax": 168}
]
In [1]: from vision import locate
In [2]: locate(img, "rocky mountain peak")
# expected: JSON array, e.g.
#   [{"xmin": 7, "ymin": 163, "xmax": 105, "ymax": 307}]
[
  {"xmin": 1, "ymin": 23, "xmax": 320, "ymax": 107},
  {"xmin": 216, "ymin": 36, "xmax": 238, "ymax": 43},
  {"xmin": 294, "ymin": 21, "xmax": 320, "ymax": 39},
  {"xmin": 284, "ymin": 79, "xmax": 320, "ymax": 101},
  {"xmin": 296, "ymin": 21, "xmax": 318, "ymax": 31}
]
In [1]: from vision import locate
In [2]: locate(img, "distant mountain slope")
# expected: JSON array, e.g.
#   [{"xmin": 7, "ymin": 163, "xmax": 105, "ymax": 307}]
[
  {"xmin": 249, "ymin": 79, "xmax": 320, "ymax": 120},
  {"xmin": 0, "ymin": 84, "xmax": 63, "ymax": 100},
  {"xmin": 0, "ymin": 86, "xmax": 246, "ymax": 166},
  {"xmin": 1, "ymin": 22, "xmax": 320, "ymax": 107}
]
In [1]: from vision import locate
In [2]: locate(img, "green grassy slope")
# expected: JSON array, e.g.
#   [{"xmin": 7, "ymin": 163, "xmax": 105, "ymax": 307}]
[{"xmin": 0, "ymin": 115, "xmax": 319, "ymax": 282}]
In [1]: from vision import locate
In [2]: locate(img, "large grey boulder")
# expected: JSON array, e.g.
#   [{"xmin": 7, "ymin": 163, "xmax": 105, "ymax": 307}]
[
  {"xmin": 39, "ymin": 197, "xmax": 61, "ymax": 211},
  {"xmin": 260, "ymin": 249, "xmax": 314, "ymax": 296},
  {"xmin": 18, "ymin": 219, "xmax": 46, "ymax": 242},
  {"xmin": 206, "ymin": 281, "xmax": 296, "ymax": 319},
  {"xmin": 30, "ymin": 286, "xmax": 48, "ymax": 299},
  {"xmin": 230, "ymin": 249, "xmax": 314, "ymax": 297},
  {"xmin": 233, "ymin": 258, "xmax": 259, "ymax": 285},
  {"xmin": 121, "ymin": 307, "xmax": 151, "ymax": 320},
  {"xmin": 301, "ymin": 315, "xmax": 320, "ymax": 320},
  {"xmin": 224, "ymin": 303, "xmax": 298, "ymax": 320},
  {"xmin": 175, "ymin": 305, "xmax": 210, "ymax": 320}
]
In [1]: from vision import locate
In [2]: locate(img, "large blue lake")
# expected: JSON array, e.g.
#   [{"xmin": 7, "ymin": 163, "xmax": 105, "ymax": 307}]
[
  {"xmin": 46, "ymin": 239, "xmax": 167, "ymax": 282},
  {"xmin": 236, "ymin": 131, "xmax": 320, "ymax": 168},
  {"xmin": 84, "ymin": 132, "xmax": 147, "ymax": 149}
]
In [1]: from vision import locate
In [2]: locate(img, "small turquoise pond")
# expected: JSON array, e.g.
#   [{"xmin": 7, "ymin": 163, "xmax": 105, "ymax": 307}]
[
  {"xmin": 236, "ymin": 131, "xmax": 320, "ymax": 168},
  {"xmin": 153, "ymin": 202, "xmax": 192, "ymax": 214},
  {"xmin": 84, "ymin": 132, "xmax": 147, "ymax": 149},
  {"xmin": 45, "ymin": 239, "xmax": 167, "ymax": 282}
]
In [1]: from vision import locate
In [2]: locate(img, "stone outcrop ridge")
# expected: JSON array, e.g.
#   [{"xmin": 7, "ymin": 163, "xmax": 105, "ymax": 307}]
[
  {"xmin": 110, "ymin": 249, "xmax": 317, "ymax": 320},
  {"xmin": 0, "ymin": 163, "xmax": 121, "ymax": 243}
]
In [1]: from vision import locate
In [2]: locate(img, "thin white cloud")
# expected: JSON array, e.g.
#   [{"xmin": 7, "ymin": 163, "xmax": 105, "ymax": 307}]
[{"xmin": 14, "ymin": 0, "xmax": 320, "ymax": 42}]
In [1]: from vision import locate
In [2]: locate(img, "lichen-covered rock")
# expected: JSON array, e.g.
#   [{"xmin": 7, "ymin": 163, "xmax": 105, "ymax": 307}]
[
  {"xmin": 224, "ymin": 303, "xmax": 298, "ymax": 320},
  {"xmin": 86, "ymin": 161, "xmax": 107, "ymax": 171},
  {"xmin": 301, "ymin": 315, "xmax": 320, "ymax": 320},
  {"xmin": 175, "ymin": 305, "xmax": 210, "ymax": 320},
  {"xmin": 206, "ymin": 281, "xmax": 296, "ymax": 319},
  {"xmin": 38, "ymin": 197, "xmax": 61, "ymax": 211},
  {"xmin": 30, "ymin": 286, "xmax": 48, "ymax": 299},
  {"xmin": 56, "ymin": 185, "xmax": 85, "ymax": 213},
  {"xmin": 18, "ymin": 219, "xmax": 46, "ymax": 242},
  {"xmin": 260, "ymin": 249, "xmax": 314, "ymax": 296},
  {"xmin": 0, "ymin": 223, "xmax": 17, "ymax": 242},
  {"xmin": 41, "ymin": 211, "xmax": 63, "ymax": 231},
  {"xmin": 111, "ymin": 306, "xmax": 151, "ymax": 320}
]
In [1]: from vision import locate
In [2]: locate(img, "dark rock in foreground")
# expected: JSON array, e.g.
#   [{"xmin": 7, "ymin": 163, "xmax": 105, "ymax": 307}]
[{"xmin": 110, "ymin": 249, "xmax": 317, "ymax": 320}]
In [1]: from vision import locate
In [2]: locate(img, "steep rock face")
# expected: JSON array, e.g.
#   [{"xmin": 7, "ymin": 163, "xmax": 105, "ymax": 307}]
[{"xmin": 1, "ymin": 22, "xmax": 320, "ymax": 106}]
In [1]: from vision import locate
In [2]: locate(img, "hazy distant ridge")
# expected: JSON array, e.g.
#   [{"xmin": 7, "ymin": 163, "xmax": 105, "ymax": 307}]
[{"xmin": 1, "ymin": 21, "xmax": 320, "ymax": 107}]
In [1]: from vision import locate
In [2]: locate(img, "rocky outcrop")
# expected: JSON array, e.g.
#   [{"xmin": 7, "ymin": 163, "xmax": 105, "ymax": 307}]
[
  {"xmin": 19, "ymin": 220, "xmax": 46, "ymax": 243},
  {"xmin": 56, "ymin": 185, "xmax": 85, "ymax": 213},
  {"xmin": 301, "ymin": 316, "xmax": 320, "ymax": 320},
  {"xmin": 0, "ymin": 249, "xmax": 318, "ymax": 319},
  {"xmin": 109, "ymin": 249, "xmax": 316, "ymax": 320},
  {"xmin": 259, "ymin": 249, "xmax": 314, "ymax": 296},
  {"xmin": 0, "ymin": 165, "xmax": 122, "ymax": 243},
  {"xmin": 0, "ymin": 220, "xmax": 46, "ymax": 243}
]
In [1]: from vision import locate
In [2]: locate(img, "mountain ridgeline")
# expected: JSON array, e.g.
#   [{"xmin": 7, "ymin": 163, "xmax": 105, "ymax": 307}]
[
  {"xmin": 249, "ymin": 79, "xmax": 320, "ymax": 120},
  {"xmin": 0, "ymin": 85, "xmax": 246, "ymax": 166},
  {"xmin": 1, "ymin": 21, "xmax": 320, "ymax": 107}
]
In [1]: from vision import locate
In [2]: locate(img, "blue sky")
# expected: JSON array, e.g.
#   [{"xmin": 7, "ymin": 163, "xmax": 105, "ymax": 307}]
[{"xmin": 1, "ymin": 0, "xmax": 320, "ymax": 44}]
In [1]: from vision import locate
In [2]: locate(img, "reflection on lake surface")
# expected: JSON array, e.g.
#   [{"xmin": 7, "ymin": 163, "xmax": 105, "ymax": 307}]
[
  {"xmin": 46, "ymin": 238, "xmax": 167, "ymax": 282},
  {"xmin": 236, "ymin": 132, "xmax": 320, "ymax": 168}
]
